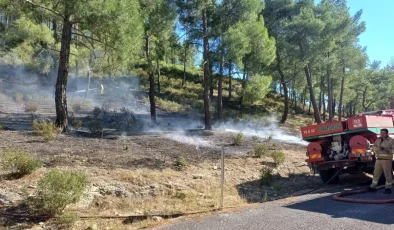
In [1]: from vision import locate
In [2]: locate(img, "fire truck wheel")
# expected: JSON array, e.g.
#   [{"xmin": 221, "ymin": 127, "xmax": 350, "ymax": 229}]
[{"xmin": 319, "ymin": 169, "xmax": 340, "ymax": 184}]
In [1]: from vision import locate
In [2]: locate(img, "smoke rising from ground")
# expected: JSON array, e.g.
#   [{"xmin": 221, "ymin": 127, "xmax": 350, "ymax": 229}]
[
  {"xmin": 217, "ymin": 119, "xmax": 307, "ymax": 146},
  {"xmin": 0, "ymin": 67, "xmax": 305, "ymax": 148}
]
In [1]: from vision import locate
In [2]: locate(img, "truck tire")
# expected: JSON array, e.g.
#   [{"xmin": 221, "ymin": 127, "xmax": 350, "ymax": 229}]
[{"xmin": 319, "ymin": 169, "xmax": 340, "ymax": 184}]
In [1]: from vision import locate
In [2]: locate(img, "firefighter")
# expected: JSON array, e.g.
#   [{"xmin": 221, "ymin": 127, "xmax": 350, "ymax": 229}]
[{"xmin": 369, "ymin": 128, "xmax": 394, "ymax": 194}]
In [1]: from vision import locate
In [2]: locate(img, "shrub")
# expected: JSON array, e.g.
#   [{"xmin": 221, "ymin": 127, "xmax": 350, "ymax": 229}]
[
  {"xmin": 71, "ymin": 119, "xmax": 83, "ymax": 130},
  {"xmin": 87, "ymin": 120, "xmax": 104, "ymax": 134},
  {"xmin": 71, "ymin": 100, "xmax": 91, "ymax": 112},
  {"xmin": 271, "ymin": 151, "xmax": 286, "ymax": 166},
  {"xmin": 32, "ymin": 120, "xmax": 59, "ymax": 141},
  {"xmin": 24, "ymin": 101, "xmax": 38, "ymax": 112},
  {"xmin": 260, "ymin": 166, "xmax": 274, "ymax": 186},
  {"xmin": 254, "ymin": 144, "xmax": 269, "ymax": 158},
  {"xmin": 92, "ymin": 106, "xmax": 101, "ymax": 118},
  {"xmin": 251, "ymin": 135, "xmax": 259, "ymax": 141},
  {"xmin": 232, "ymin": 132, "xmax": 244, "ymax": 146},
  {"xmin": 0, "ymin": 122, "xmax": 3, "ymax": 130},
  {"xmin": 1, "ymin": 150, "xmax": 41, "ymax": 178},
  {"xmin": 156, "ymin": 98, "xmax": 184, "ymax": 113},
  {"xmin": 13, "ymin": 92, "xmax": 24, "ymax": 103},
  {"xmin": 174, "ymin": 156, "xmax": 187, "ymax": 171},
  {"xmin": 30, "ymin": 169, "xmax": 89, "ymax": 216}
]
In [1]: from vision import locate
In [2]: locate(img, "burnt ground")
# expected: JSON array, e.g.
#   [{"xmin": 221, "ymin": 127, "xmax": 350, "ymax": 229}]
[{"xmin": 0, "ymin": 79, "xmax": 373, "ymax": 230}]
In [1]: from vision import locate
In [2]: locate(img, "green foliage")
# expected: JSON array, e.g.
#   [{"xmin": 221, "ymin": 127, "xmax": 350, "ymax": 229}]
[
  {"xmin": 92, "ymin": 107, "xmax": 101, "ymax": 118},
  {"xmin": 29, "ymin": 169, "xmax": 89, "ymax": 216},
  {"xmin": 1, "ymin": 150, "xmax": 41, "ymax": 178},
  {"xmin": 175, "ymin": 192, "xmax": 187, "ymax": 200},
  {"xmin": 155, "ymin": 98, "xmax": 184, "ymax": 113},
  {"xmin": 260, "ymin": 166, "xmax": 274, "ymax": 186},
  {"xmin": 32, "ymin": 120, "xmax": 59, "ymax": 141},
  {"xmin": 87, "ymin": 120, "xmax": 104, "ymax": 134},
  {"xmin": 224, "ymin": 17, "xmax": 276, "ymax": 73},
  {"xmin": 232, "ymin": 132, "xmax": 244, "ymax": 146},
  {"xmin": 243, "ymin": 75, "xmax": 273, "ymax": 104},
  {"xmin": 271, "ymin": 151, "xmax": 286, "ymax": 166},
  {"xmin": 71, "ymin": 119, "xmax": 83, "ymax": 130},
  {"xmin": 254, "ymin": 144, "xmax": 269, "ymax": 158},
  {"xmin": 174, "ymin": 156, "xmax": 187, "ymax": 171}
]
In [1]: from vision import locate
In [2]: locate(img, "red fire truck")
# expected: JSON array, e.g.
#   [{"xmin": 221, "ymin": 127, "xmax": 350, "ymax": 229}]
[{"xmin": 301, "ymin": 110, "xmax": 394, "ymax": 183}]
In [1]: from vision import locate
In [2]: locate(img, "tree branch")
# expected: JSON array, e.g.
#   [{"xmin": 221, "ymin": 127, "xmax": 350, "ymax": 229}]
[
  {"xmin": 72, "ymin": 32, "xmax": 115, "ymax": 49},
  {"xmin": 24, "ymin": 0, "xmax": 64, "ymax": 19},
  {"xmin": 45, "ymin": 46, "xmax": 77, "ymax": 56}
]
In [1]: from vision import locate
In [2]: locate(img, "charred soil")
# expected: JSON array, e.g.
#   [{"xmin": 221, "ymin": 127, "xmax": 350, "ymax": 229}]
[{"xmin": 0, "ymin": 85, "xmax": 329, "ymax": 230}]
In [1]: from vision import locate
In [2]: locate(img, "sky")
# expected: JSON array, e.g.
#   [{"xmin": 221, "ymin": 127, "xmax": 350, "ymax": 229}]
[{"xmin": 343, "ymin": 0, "xmax": 393, "ymax": 67}]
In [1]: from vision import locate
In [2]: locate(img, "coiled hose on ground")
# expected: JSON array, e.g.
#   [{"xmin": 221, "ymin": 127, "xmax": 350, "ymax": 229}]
[{"xmin": 331, "ymin": 167, "xmax": 394, "ymax": 204}]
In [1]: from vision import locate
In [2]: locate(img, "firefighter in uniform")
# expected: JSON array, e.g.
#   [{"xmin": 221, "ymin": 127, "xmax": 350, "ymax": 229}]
[{"xmin": 369, "ymin": 128, "xmax": 394, "ymax": 194}]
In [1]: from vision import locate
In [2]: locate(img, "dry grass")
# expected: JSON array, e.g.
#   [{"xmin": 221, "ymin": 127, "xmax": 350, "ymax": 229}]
[
  {"xmin": 0, "ymin": 127, "xmax": 318, "ymax": 229},
  {"xmin": 114, "ymin": 168, "xmax": 180, "ymax": 186},
  {"xmin": 24, "ymin": 101, "xmax": 38, "ymax": 112},
  {"xmin": 13, "ymin": 92, "xmax": 24, "ymax": 103},
  {"xmin": 70, "ymin": 99, "xmax": 93, "ymax": 112}
]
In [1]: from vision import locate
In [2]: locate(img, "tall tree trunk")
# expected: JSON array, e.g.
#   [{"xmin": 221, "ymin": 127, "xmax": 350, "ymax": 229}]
[
  {"xmin": 239, "ymin": 70, "xmax": 246, "ymax": 115},
  {"xmin": 75, "ymin": 60, "xmax": 79, "ymax": 91},
  {"xmin": 293, "ymin": 79, "xmax": 297, "ymax": 114},
  {"xmin": 304, "ymin": 64, "xmax": 322, "ymax": 123},
  {"xmin": 217, "ymin": 46, "xmax": 224, "ymax": 124},
  {"xmin": 353, "ymin": 100, "xmax": 357, "ymax": 116},
  {"xmin": 85, "ymin": 70, "xmax": 91, "ymax": 98},
  {"xmin": 209, "ymin": 60, "xmax": 214, "ymax": 99},
  {"xmin": 326, "ymin": 53, "xmax": 333, "ymax": 121},
  {"xmin": 338, "ymin": 66, "xmax": 346, "ymax": 120},
  {"xmin": 202, "ymin": 7, "xmax": 211, "ymax": 130},
  {"xmin": 55, "ymin": 14, "xmax": 72, "ymax": 131},
  {"xmin": 52, "ymin": 19, "xmax": 58, "ymax": 94},
  {"xmin": 276, "ymin": 51, "xmax": 288, "ymax": 124},
  {"xmin": 182, "ymin": 45, "xmax": 187, "ymax": 86},
  {"xmin": 332, "ymin": 97, "xmax": 336, "ymax": 119},
  {"xmin": 279, "ymin": 83, "xmax": 282, "ymax": 95},
  {"xmin": 294, "ymin": 91, "xmax": 297, "ymax": 113},
  {"xmin": 74, "ymin": 23, "xmax": 79, "ymax": 91},
  {"xmin": 228, "ymin": 61, "xmax": 232, "ymax": 98},
  {"xmin": 322, "ymin": 91, "xmax": 326, "ymax": 121},
  {"xmin": 156, "ymin": 58, "xmax": 161, "ymax": 93},
  {"xmin": 145, "ymin": 35, "xmax": 156, "ymax": 123},
  {"xmin": 308, "ymin": 99, "xmax": 311, "ymax": 115},
  {"xmin": 319, "ymin": 77, "xmax": 323, "ymax": 113}
]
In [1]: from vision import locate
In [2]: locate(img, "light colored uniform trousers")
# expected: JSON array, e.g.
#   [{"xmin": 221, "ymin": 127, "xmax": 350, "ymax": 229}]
[{"xmin": 370, "ymin": 159, "xmax": 393, "ymax": 189}]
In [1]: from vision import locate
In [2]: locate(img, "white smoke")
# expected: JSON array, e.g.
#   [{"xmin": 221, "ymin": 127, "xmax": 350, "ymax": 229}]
[
  {"xmin": 214, "ymin": 116, "xmax": 308, "ymax": 146},
  {"xmin": 163, "ymin": 131, "xmax": 213, "ymax": 148}
]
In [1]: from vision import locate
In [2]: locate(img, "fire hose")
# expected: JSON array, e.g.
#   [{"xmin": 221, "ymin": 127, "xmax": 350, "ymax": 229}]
[
  {"xmin": 295, "ymin": 167, "xmax": 394, "ymax": 204},
  {"xmin": 331, "ymin": 185, "xmax": 394, "ymax": 204},
  {"xmin": 331, "ymin": 167, "xmax": 394, "ymax": 204}
]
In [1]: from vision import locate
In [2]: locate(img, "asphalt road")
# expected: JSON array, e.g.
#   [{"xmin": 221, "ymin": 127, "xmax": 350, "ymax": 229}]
[{"xmin": 153, "ymin": 185, "xmax": 394, "ymax": 230}]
